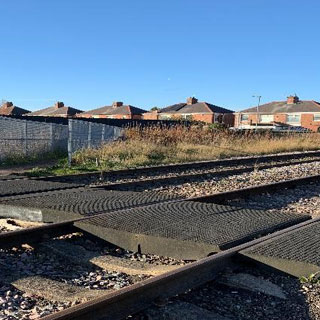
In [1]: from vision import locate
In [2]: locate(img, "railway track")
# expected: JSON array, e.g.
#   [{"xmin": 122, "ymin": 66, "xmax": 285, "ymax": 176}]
[
  {"xmin": 0, "ymin": 173, "xmax": 320, "ymax": 319},
  {"xmin": 1, "ymin": 150, "xmax": 320, "ymax": 200},
  {"xmin": 43, "ymin": 218, "xmax": 318, "ymax": 320}
]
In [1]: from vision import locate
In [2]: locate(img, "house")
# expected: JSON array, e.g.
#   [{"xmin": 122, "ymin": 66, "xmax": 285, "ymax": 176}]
[
  {"xmin": 25, "ymin": 102, "xmax": 82, "ymax": 118},
  {"xmin": 143, "ymin": 97, "xmax": 234, "ymax": 125},
  {"xmin": 0, "ymin": 101, "xmax": 30, "ymax": 116},
  {"xmin": 235, "ymin": 95, "xmax": 320, "ymax": 132},
  {"xmin": 78, "ymin": 101, "xmax": 147, "ymax": 119}
]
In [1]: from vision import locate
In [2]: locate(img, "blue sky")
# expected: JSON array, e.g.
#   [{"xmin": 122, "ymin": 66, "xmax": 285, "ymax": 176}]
[{"xmin": 1, "ymin": 0, "xmax": 319, "ymax": 112}]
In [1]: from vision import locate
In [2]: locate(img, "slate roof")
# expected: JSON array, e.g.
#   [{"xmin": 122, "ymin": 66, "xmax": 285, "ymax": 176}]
[
  {"xmin": 26, "ymin": 103, "xmax": 83, "ymax": 117},
  {"xmin": 0, "ymin": 102, "xmax": 30, "ymax": 116},
  {"xmin": 159, "ymin": 103, "xmax": 186, "ymax": 113},
  {"xmin": 80, "ymin": 105, "xmax": 147, "ymax": 116},
  {"xmin": 160, "ymin": 101, "xmax": 233, "ymax": 114},
  {"xmin": 240, "ymin": 100, "xmax": 320, "ymax": 114}
]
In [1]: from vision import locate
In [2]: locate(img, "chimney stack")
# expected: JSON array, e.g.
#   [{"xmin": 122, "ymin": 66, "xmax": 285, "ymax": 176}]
[
  {"xmin": 187, "ymin": 97, "xmax": 198, "ymax": 105},
  {"xmin": 55, "ymin": 101, "xmax": 64, "ymax": 109},
  {"xmin": 2, "ymin": 101, "xmax": 13, "ymax": 108},
  {"xmin": 287, "ymin": 95, "xmax": 299, "ymax": 104},
  {"xmin": 112, "ymin": 101, "xmax": 123, "ymax": 108}
]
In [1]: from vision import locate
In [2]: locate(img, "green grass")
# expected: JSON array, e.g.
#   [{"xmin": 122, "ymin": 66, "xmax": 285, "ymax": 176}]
[
  {"xmin": 22, "ymin": 126, "xmax": 320, "ymax": 177},
  {"xmin": 0, "ymin": 150, "xmax": 67, "ymax": 168},
  {"xmin": 26, "ymin": 157, "xmax": 101, "ymax": 177}
]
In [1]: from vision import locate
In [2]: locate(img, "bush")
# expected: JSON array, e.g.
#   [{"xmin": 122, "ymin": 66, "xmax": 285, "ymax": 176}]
[{"xmin": 71, "ymin": 124, "xmax": 320, "ymax": 171}]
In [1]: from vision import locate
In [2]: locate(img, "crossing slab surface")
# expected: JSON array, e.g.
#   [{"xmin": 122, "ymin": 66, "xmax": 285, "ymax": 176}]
[
  {"xmin": 0, "ymin": 178, "xmax": 83, "ymax": 197},
  {"xmin": 75, "ymin": 201, "xmax": 309, "ymax": 260},
  {"xmin": 0, "ymin": 188, "xmax": 179, "ymax": 222},
  {"xmin": 240, "ymin": 220, "xmax": 320, "ymax": 277},
  {"xmin": 0, "ymin": 175, "xmax": 25, "ymax": 181}
]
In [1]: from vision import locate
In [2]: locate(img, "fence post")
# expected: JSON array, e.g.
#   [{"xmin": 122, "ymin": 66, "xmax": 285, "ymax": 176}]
[
  {"xmin": 68, "ymin": 119, "xmax": 73, "ymax": 167},
  {"xmin": 88, "ymin": 122, "xmax": 92, "ymax": 148},
  {"xmin": 24, "ymin": 120, "xmax": 28, "ymax": 156},
  {"xmin": 49, "ymin": 123, "xmax": 54, "ymax": 152},
  {"xmin": 101, "ymin": 124, "xmax": 105, "ymax": 141}
]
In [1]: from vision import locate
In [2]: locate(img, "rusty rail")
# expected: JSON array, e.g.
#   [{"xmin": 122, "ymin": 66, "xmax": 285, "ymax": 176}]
[{"xmin": 42, "ymin": 217, "xmax": 319, "ymax": 320}]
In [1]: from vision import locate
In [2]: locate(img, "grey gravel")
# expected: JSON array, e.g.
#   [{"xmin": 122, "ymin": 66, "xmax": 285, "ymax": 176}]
[
  {"xmin": 92, "ymin": 155, "xmax": 320, "ymax": 187},
  {"xmin": 227, "ymin": 181, "xmax": 320, "ymax": 218},
  {"xmin": 0, "ymin": 233, "xmax": 186, "ymax": 319},
  {"xmin": 132, "ymin": 266, "xmax": 313, "ymax": 320},
  {"xmin": 153, "ymin": 161, "xmax": 320, "ymax": 198}
]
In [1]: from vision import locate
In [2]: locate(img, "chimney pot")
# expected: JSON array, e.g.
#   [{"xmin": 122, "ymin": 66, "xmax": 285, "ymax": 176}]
[
  {"xmin": 55, "ymin": 101, "xmax": 64, "ymax": 108},
  {"xmin": 2, "ymin": 101, "xmax": 13, "ymax": 108},
  {"xmin": 187, "ymin": 97, "xmax": 198, "ymax": 105},
  {"xmin": 112, "ymin": 101, "xmax": 123, "ymax": 108},
  {"xmin": 287, "ymin": 95, "xmax": 299, "ymax": 104}
]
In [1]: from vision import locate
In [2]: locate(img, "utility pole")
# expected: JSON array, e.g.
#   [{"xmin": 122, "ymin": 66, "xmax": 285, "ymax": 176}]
[{"xmin": 252, "ymin": 95, "xmax": 261, "ymax": 129}]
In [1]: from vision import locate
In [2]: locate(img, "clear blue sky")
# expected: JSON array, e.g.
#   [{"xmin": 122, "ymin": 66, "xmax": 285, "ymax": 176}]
[{"xmin": 1, "ymin": 0, "xmax": 319, "ymax": 112}]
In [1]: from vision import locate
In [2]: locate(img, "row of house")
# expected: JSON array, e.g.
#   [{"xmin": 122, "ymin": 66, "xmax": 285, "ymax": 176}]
[{"xmin": 2, "ymin": 95, "xmax": 320, "ymax": 131}]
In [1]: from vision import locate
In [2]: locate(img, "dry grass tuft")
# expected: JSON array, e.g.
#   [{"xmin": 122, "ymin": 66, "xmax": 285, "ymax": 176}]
[{"xmin": 72, "ymin": 125, "xmax": 320, "ymax": 170}]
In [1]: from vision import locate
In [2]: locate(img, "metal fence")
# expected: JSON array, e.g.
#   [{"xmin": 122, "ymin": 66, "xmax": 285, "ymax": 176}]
[
  {"xmin": 67, "ymin": 119, "xmax": 123, "ymax": 164},
  {"xmin": 0, "ymin": 117, "xmax": 122, "ymax": 163},
  {"xmin": 0, "ymin": 117, "xmax": 68, "ymax": 160}
]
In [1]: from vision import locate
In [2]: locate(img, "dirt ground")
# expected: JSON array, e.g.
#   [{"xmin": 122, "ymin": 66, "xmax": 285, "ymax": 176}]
[{"xmin": 0, "ymin": 160, "xmax": 58, "ymax": 176}]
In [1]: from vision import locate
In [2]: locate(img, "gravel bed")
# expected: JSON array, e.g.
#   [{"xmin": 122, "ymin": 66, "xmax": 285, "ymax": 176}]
[
  {"xmin": 0, "ymin": 283, "xmax": 66, "ymax": 320},
  {"xmin": 62, "ymin": 233, "xmax": 187, "ymax": 266},
  {"xmin": 150, "ymin": 161, "xmax": 320, "ymax": 198},
  {"xmin": 86, "ymin": 155, "xmax": 320, "ymax": 187},
  {"xmin": 0, "ymin": 219, "xmax": 44, "ymax": 234},
  {"xmin": 0, "ymin": 233, "xmax": 186, "ymax": 319},
  {"xmin": 131, "ymin": 264, "xmax": 315, "ymax": 320},
  {"xmin": 0, "ymin": 226, "xmax": 10, "ymax": 233},
  {"xmin": 227, "ymin": 181, "xmax": 320, "ymax": 218}
]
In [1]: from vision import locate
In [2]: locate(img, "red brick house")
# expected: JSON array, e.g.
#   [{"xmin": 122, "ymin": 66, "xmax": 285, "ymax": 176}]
[
  {"xmin": 235, "ymin": 95, "xmax": 320, "ymax": 132},
  {"xmin": 78, "ymin": 101, "xmax": 147, "ymax": 119},
  {"xmin": 25, "ymin": 102, "xmax": 82, "ymax": 118},
  {"xmin": 143, "ymin": 97, "xmax": 234, "ymax": 125},
  {"xmin": 0, "ymin": 101, "xmax": 30, "ymax": 116}
]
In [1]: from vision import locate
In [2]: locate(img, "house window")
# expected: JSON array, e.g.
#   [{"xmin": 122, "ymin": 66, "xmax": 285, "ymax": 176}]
[
  {"xmin": 287, "ymin": 114, "xmax": 301, "ymax": 123},
  {"xmin": 214, "ymin": 113, "xmax": 223, "ymax": 123},
  {"xmin": 181, "ymin": 114, "xmax": 193, "ymax": 121},
  {"xmin": 314, "ymin": 114, "xmax": 320, "ymax": 121},
  {"xmin": 159, "ymin": 114, "xmax": 171, "ymax": 120},
  {"xmin": 241, "ymin": 114, "xmax": 249, "ymax": 121},
  {"xmin": 260, "ymin": 114, "xmax": 274, "ymax": 123}
]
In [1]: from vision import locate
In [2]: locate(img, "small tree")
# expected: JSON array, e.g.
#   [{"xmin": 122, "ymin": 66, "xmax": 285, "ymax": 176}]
[{"xmin": 150, "ymin": 107, "xmax": 160, "ymax": 112}]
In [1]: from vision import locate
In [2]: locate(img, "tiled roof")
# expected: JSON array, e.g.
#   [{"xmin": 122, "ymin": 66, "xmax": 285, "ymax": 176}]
[
  {"xmin": 159, "ymin": 103, "xmax": 186, "ymax": 113},
  {"xmin": 0, "ymin": 103, "xmax": 30, "ymax": 116},
  {"xmin": 26, "ymin": 103, "xmax": 83, "ymax": 117},
  {"xmin": 160, "ymin": 101, "xmax": 233, "ymax": 114},
  {"xmin": 81, "ymin": 105, "xmax": 147, "ymax": 116},
  {"xmin": 179, "ymin": 102, "xmax": 233, "ymax": 114},
  {"xmin": 240, "ymin": 100, "xmax": 320, "ymax": 114}
]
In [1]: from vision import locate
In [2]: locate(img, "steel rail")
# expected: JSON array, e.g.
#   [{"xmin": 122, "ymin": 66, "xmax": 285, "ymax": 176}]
[
  {"xmin": 3, "ymin": 149, "xmax": 320, "ymax": 183},
  {"xmin": 2, "ymin": 155, "xmax": 320, "ymax": 200},
  {"xmin": 41, "ymin": 217, "xmax": 320, "ymax": 320},
  {"xmin": 94, "ymin": 157, "xmax": 320, "ymax": 191},
  {"xmin": 192, "ymin": 173, "xmax": 320, "ymax": 203},
  {"xmin": 1, "ymin": 173, "xmax": 320, "ymax": 249}
]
